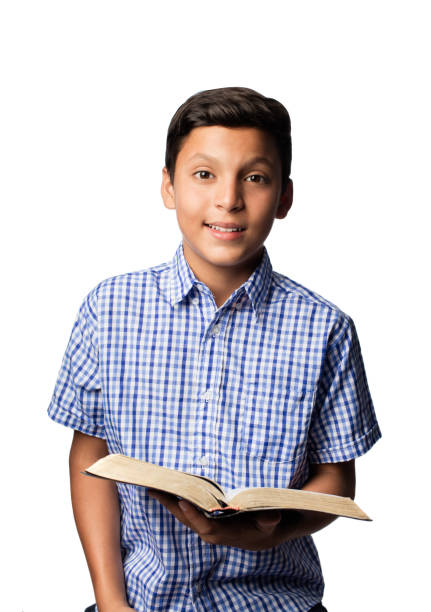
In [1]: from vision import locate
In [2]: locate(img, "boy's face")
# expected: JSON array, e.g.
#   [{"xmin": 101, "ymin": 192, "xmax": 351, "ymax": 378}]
[{"xmin": 161, "ymin": 125, "xmax": 292, "ymax": 286}]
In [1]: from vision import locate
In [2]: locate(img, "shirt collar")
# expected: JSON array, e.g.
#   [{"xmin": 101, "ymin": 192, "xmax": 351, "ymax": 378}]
[
  {"xmin": 169, "ymin": 243, "xmax": 273, "ymax": 314},
  {"xmin": 169, "ymin": 243, "xmax": 197, "ymax": 305},
  {"xmin": 242, "ymin": 247, "xmax": 273, "ymax": 315}
]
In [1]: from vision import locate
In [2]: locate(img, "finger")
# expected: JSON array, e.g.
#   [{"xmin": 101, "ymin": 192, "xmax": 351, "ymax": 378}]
[
  {"xmin": 148, "ymin": 490, "xmax": 194, "ymax": 527},
  {"xmin": 148, "ymin": 491, "xmax": 214, "ymax": 535},
  {"xmin": 178, "ymin": 500, "xmax": 215, "ymax": 535},
  {"xmin": 254, "ymin": 510, "xmax": 282, "ymax": 533}
]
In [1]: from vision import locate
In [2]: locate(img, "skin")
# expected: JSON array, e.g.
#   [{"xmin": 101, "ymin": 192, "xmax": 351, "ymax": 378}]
[
  {"xmin": 161, "ymin": 125, "xmax": 293, "ymax": 307},
  {"xmin": 70, "ymin": 431, "xmax": 135, "ymax": 612},
  {"xmin": 148, "ymin": 460, "xmax": 355, "ymax": 551},
  {"xmin": 70, "ymin": 125, "xmax": 356, "ymax": 608}
]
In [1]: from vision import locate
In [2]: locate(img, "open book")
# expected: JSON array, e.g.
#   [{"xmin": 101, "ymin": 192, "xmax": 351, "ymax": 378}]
[{"xmin": 84, "ymin": 453, "xmax": 370, "ymax": 521}]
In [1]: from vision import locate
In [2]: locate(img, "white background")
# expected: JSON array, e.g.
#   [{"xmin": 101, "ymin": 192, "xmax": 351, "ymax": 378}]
[{"xmin": 1, "ymin": 1, "xmax": 430, "ymax": 610}]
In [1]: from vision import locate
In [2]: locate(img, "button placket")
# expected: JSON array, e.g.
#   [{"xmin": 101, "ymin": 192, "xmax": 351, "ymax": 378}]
[{"xmin": 193, "ymin": 309, "xmax": 228, "ymax": 475}]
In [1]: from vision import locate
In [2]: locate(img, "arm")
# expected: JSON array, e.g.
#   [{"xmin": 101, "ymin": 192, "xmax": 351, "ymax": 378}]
[
  {"xmin": 286, "ymin": 459, "xmax": 356, "ymax": 539},
  {"xmin": 149, "ymin": 459, "xmax": 356, "ymax": 551},
  {"xmin": 69, "ymin": 431, "xmax": 135, "ymax": 612}
]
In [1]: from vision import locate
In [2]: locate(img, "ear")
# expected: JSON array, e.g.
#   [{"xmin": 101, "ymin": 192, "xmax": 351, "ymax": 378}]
[
  {"xmin": 161, "ymin": 166, "xmax": 176, "ymax": 210},
  {"xmin": 275, "ymin": 179, "xmax": 293, "ymax": 219}
]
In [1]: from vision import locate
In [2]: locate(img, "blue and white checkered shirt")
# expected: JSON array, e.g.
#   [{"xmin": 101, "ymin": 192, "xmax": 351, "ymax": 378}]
[{"xmin": 48, "ymin": 244, "xmax": 381, "ymax": 612}]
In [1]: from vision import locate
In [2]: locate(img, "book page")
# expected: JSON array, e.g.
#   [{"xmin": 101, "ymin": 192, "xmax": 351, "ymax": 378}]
[
  {"xmin": 85, "ymin": 454, "xmax": 225, "ymax": 512},
  {"xmin": 224, "ymin": 486, "xmax": 250, "ymax": 501},
  {"xmin": 179, "ymin": 471, "xmax": 226, "ymax": 497},
  {"xmin": 228, "ymin": 487, "xmax": 370, "ymax": 520}
]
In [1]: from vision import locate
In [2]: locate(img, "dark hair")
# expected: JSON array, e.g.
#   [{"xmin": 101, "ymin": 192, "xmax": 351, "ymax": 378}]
[{"xmin": 165, "ymin": 87, "xmax": 292, "ymax": 192}]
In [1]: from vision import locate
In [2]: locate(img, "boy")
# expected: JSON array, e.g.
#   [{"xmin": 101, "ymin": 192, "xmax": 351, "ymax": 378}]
[{"xmin": 48, "ymin": 87, "xmax": 381, "ymax": 612}]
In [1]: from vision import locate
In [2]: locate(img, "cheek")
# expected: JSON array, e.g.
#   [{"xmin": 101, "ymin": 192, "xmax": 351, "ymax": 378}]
[
  {"xmin": 258, "ymin": 218, "xmax": 276, "ymax": 242},
  {"xmin": 176, "ymin": 205, "xmax": 201, "ymax": 228},
  {"xmin": 253, "ymin": 202, "xmax": 278, "ymax": 231},
  {"xmin": 174, "ymin": 205, "xmax": 202, "ymax": 240},
  {"xmin": 175, "ymin": 186, "xmax": 206, "ymax": 217}
]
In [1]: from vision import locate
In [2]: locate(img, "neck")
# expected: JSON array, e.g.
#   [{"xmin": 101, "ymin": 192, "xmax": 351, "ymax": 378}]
[
  {"xmin": 206, "ymin": 269, "xmax": 251, "ymax": 308},
  {"xmin": 182, "ymin": 246, "xmax": 263, "ymax": 308}
]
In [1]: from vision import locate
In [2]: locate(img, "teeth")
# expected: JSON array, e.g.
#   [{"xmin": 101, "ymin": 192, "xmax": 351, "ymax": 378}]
[{"xmin": 207, "ymin": 224, "xmax": 244, "ymax": 232}]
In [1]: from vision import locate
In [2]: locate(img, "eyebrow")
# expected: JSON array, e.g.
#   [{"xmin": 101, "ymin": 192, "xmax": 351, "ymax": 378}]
[{"xmin": 188, "ymin": 153, "xmax": 276, "ymax": 169}]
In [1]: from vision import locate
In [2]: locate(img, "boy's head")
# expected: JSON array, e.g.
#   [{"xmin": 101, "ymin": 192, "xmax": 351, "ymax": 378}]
[
  {"xmin": 161, "ymin": 87, "xmax": 293, "ymax": 300},
  {"xmin": 165, "ymin": 87, "xmax": 292, "ymax": 192}
]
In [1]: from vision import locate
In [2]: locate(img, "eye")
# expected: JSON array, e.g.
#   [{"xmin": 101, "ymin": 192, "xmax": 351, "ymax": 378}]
[
  {"xmin": 194, "ymin": 170, "xmax": 214, "ymax": 180},
  {"xmin": 245, "ymin": 174, "xmax": 267, "ymax": 184}
]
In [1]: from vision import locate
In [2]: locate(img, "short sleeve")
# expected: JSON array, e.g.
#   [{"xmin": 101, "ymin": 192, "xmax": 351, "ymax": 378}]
[
  {"xmin": 308, "ymin": 314, "xmax": 381, "ymax": 463},
  {"xmin": 48, "ymin": 287, "xmax": 105, "ymax": 438}
]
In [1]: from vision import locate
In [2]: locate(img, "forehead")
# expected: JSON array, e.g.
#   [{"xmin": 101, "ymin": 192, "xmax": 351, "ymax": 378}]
[{"xmin": 176, "ymin": 125, "xmax": 279, "ymax": 165}]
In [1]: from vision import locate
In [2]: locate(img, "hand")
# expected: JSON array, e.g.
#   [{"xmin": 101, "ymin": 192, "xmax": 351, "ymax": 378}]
[{"xmin": 148, "ymin": 490, "xmax": 298, "ymax": 551}]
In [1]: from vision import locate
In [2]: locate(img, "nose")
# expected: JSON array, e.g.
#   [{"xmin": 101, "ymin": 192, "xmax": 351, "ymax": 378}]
[{"xmin": 214, "ymin": 177, "xmax": 244, "ymax": 212}]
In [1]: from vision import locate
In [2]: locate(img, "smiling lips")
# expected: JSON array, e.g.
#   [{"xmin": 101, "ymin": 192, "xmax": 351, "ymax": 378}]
[
  {"xmin": 205, "ymin": 222, "xmax": 246, "ymax": 233},
  {"xmin": 204, "ymin": 222, "xmax": 246, "ymax": 241}
]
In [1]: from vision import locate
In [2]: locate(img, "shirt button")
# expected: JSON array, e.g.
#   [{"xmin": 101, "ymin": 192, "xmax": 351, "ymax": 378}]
[
  {"xmin": 191, "ymin": 297, "xmax": 199, "ymax": 305},
  {"xmin": 202, "ymin": 389, "xmax": 212, "ymax": 401},
  {"xmin": 212, "ymin": 324, "xmax": 221, "ymax": 336},
  {"xmin": 199, "ymin": 455, "xmax": 209, "ymax": 466}
]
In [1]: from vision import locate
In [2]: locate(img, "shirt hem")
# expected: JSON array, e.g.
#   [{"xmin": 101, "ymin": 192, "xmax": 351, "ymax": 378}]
[
  {"xmin": 308, "ymin": 422, "xmax": 381, "ymax": 463},
  {"xmin": 47, "ymin": 400, "xmax": 106, "ymax": 439}
]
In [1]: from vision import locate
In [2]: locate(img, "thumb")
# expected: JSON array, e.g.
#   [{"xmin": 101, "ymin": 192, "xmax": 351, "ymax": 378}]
[{"xmin": 254, "ymin": 510, "xmax": 282, "ymax": 533}]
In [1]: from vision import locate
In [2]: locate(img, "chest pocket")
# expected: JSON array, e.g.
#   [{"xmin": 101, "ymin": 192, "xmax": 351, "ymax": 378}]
[{"xmin": 239, "ymin": 374, "xmax": 315, "ymax": 464}]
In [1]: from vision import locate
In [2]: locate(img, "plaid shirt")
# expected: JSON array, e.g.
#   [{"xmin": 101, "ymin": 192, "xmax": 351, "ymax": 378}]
[{"xmin": 48, "ymin": 244, "xmax": 381, "ymax": 612}]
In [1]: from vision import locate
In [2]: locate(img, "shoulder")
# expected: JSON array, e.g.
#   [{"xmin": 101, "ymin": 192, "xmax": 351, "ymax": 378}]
[
  {"xmin": 82, "ymin": 259, "xmax": 172, "ymax": 311},
  {"xmin": 269, "ymin": 269, "xmax": 353, "ymax": 335},
  {"xmin": 270, "ymin": 269, "xmax": 346, "ymax": 313}
]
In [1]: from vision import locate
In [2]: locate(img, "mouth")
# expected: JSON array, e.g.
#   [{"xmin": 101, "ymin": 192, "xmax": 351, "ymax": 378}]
[{"xmin": 204, "ymin": 223, "xmax": 246, "ymax": 233}]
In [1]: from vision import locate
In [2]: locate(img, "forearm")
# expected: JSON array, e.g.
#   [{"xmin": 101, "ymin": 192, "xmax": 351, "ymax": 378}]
[
  {"xmin": 282, "ymin": 460, "xmax": 356, "ymax": 541},
  {"xmin": 150, "ymin": 460, "xmax": 357, "ymax": 552},
  {"xmin": 69, "ymin": 431, "xmax": 128, "ymax": 611}
]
